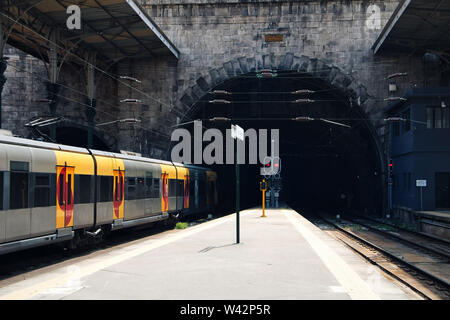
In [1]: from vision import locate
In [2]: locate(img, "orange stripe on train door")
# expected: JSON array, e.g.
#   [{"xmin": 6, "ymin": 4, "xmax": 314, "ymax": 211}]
[
  {"xmin": 184, "ymin": 174, "xmax": 189, "ymax": 208},
  {"xmin": 161, "ymin": 172, "xmax": 169, "ymax": 212},
  {"xmin": 113, "ymin": 169, "xmax": 125, "ymax": 219},
  {"xmin": 56, "ymin": 164, "xmax": 74, "ymax": 229}
]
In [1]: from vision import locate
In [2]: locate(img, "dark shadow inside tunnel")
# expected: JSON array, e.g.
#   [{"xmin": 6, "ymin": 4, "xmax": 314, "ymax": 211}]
[
  {"xmin": 173, "ymin": 70, "xmax": 385, "ymax": 217},
  {"xmin": 37, "ymin": 126, "xmax": 111, "ymax": 151}
]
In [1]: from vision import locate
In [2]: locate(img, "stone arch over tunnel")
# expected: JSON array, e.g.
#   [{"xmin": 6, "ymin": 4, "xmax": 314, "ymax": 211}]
[{"xmin": 170, "ymin": 54, "xmax": 387, "ymax": 217}]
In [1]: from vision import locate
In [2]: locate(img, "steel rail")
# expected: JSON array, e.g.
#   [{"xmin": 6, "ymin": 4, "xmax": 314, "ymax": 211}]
[
  {"xmin": 318, "ymin": 214, "xmax": 450, "ymax": 292},
  {"xmin": 351, "ymin": 213, "xmax": 450, "ymax": 246},
  {"xmin": 344, "ymin": 216, "xmax": 450, "ymax": 261},
  {"xmin": 310, "ymin": 215, "xmax": 433, "ymax": 300}
]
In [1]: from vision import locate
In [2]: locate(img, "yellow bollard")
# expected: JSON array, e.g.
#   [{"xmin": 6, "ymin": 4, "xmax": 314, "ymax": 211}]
[
  {"xmin": 260, "ymin": 179, "xmax": 267, "ymax": 218},
  {"xmin": 261, "ymin": 189, "xmax": 266, "ymax": 217}
]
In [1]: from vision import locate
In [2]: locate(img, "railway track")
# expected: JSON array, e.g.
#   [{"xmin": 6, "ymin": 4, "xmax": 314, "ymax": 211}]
[
  {"xmin": 345, "ymin": 215, "xmax": 450, "ymax": 260},
  {"xmin": 352, "ymin": 214, "xmax": 450, "ymax": 247},
  {"xmin": 310, "ymin": 213, "xmax": 450, "ymax": 300}
]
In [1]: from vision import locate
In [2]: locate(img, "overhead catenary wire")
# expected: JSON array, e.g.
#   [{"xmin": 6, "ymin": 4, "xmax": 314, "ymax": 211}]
[
  {"xmin": 4, "ymin": 62, "xmax": 173, "ymax": 138},
  {"xmin": 0, "ymin": 4, "xmax": 427, "ymax": 140},
  {"xmin": 4, "ymin": 60, "xmax": 180, "ymax": 137},
  {"xmin": 0, "ymin": 11, "xmax": 408, "ymax": 116},
  {"xmin": 0, "ymin": 12, "xmax": 177, "ymax": 113}
]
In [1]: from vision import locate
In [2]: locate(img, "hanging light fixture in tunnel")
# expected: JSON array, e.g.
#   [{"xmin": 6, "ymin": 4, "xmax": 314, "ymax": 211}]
[
  {"xmin": 211, "ymin": 90, "xmax": 231, "ymax": 95},
  {"xmin": 120, "ymin": 98, "xmax": 143, "ymax": 103},
  {"xmin": 293, "ymin": 99, "xmax": 316, "ymax": 104},
  {"xmin": 384, "ymin": 97, "xmax": 407, "ymax": 102},
  {"xmin": 209, "ymin": 99, "xmax": 231, "ymax": 104},
  {"xmin": 209, "ymin": 117, "xmax": 231, "ymax": 122},
  {"xmin": 257, "ymin": 69, "xmax": 277, "ymax": 78},
  {"xmin": 384, "ymin": 117, "xmax": 406, "ymax": 122},
  {"xmin": 292, "ymin": 90, "xmax": 315, "ymax": 95},
  {"xmin": 292, "ymin": 116, "xmax": 314, "ymax": 122}
]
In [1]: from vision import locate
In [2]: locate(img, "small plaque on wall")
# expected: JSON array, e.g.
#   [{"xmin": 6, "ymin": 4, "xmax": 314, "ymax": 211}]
[{"xmin": 265, "ymin": 34, "xmax": 283, "ymax": 42}]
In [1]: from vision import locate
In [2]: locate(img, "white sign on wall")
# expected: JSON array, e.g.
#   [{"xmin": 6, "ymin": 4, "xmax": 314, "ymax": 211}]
[{"xmin": 416, "ymin": 180, "xmax": 427, "ymax": 187}]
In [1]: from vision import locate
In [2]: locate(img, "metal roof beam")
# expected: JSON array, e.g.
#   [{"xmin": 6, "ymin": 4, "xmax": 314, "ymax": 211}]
[
  {"xmin": 372, "ymin": 0, "xmax": 412, "ymax": 54},
  {"xmin": 54, "ymin": 0, "xmax": 129, "ymax": 59},
  {"xmin": 93, "ymin": 0, "xmax": 154, "ymax": 58}
]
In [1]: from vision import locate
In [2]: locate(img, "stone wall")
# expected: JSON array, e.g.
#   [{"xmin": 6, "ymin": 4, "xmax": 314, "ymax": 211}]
[
  {"xmin": 2, "ymin": 44, "xmax": 119, "ymax": 149},
  {"xmin": 2, "ymin": 0, "xmax": 442, "ymax": 157},
  {"xmin": 123, "ymin": 0, "xmax": 428, "ymax": 157}
]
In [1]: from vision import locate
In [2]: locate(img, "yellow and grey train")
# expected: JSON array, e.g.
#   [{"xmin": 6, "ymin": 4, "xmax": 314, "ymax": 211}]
[{"xmin": 0, "ymin": 134, "xmax": 218, "ymax": 255}]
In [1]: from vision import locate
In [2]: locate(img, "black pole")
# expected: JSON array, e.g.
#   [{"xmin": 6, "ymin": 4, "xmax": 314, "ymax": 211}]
[
  {"xmin": 0, "ymin": 57, "xmax": 8, "ymax": 129},
  {"xmin": 46, "ymin": 81, "xmax": 60, "ymax": 142},
  {"xmin": 86, "ymin": 98, "xmax": 96, "ymax": 149},
  {"xmin": 235, "ymin": 137, "xmax": 240, "ymax": 244}
]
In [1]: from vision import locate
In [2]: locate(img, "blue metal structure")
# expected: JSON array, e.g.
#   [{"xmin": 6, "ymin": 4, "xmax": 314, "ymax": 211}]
[{"xmin": 386, "ymin": 88, "xmax": 450, "ymax": 211}]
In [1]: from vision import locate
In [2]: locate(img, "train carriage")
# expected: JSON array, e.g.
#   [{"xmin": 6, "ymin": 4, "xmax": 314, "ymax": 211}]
[{"xmin": 0, "ymin": 134, "xmax": 217, "ymax": 255}]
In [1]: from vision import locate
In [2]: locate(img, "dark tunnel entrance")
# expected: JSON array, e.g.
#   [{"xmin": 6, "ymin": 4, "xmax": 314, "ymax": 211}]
[
  {"xmin": 36, "ymin": 126, "xmax": 111, "ymax": 151},
  {"xmin": 175, "ymin": 70, "xmax": 384, "ymax": 217}
]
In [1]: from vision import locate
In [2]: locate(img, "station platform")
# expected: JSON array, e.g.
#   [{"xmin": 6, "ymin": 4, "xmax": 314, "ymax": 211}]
[
  {"xmin": 414, "ymin": 210, "xmax": 450, "ymax": 241},
  {"xmin": 0, "ymin": 208, "xmax": 420, "ymax": 300}
]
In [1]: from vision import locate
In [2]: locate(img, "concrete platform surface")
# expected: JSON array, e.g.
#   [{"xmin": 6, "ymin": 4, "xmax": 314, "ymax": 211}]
[{"xmin": 0, "ymin": 208, "xmax": 421, "ymax": 300}]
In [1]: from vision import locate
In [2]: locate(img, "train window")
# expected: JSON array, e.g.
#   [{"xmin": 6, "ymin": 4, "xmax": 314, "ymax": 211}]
[
  {"xmin": 120, "ymin": 176, "xmax": 124, "ymax": 200},
  {"xmin": 189, "ymin": 178, "xmax": 195, "ymax": 198},
  {"xmin": 10, "ymin": 172, "xmax": 29, "ymax": 209},
  {"xmin": 58, "ymin": 171, "xmax": 64, "ymax": 205},
  {"xmin": 10, "ymin": 161, "xmax": 29, "ymax": 172},
  {"xmin": 169, "ymin": 179, "xmax": 177, "ymax": 197},
  {"xmin": 208, "ymin": 181, "xmax": 215, "ymax": 206},
  {"xmin": 145, "ymin": 172, "xmax": 152, "ymax": 198},
  {"xmin": 114, "ymin": 176, "xmax": 118, "ymax": 201},
  {"xmin": 198, "ymin": 179, "xmax": 206, "ymax": 204},
  {"xmin": 137, "ymin": 177, "xmax": 145, "ymax": 199},
  {"xmin": 99, "ymin": 176, "xmax": 113, "ymax": 202},
  {"xmin": 151, "ymin": 178, "xmax": 160, "ymax": 198},
  {"xmin": 67, "ymin": 174, "xmax": 72, "ymax": 205},
  {"xmin": 177, "ymin": 180, "xmax": 184, "ymax": 197},
  {"xmin": 126, "ymin": 177, "xmax": 136, "ymax": 200},
  {"xmin": 77, "ymin": 175, "xmax": 91, "ymax": 204},
  {"xmin": 198, "ymin": 180, "xmax": 206, "ymax": 195},
  {"xmin": 0, "ymin": 172, "xmax": 3, "ymax": 210},
  {"xmin": 34, "ymin": 173, "xmax": 51, "ymax": 207}
]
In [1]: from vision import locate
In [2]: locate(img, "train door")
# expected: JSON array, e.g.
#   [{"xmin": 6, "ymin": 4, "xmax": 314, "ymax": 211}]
[
  {"xmin": 113, "ymin": 169, "xmax": 125, "ymax": 219},
  {"xmin": 56, "ymin": 165, "xmax": 74, "ymax": 229},
  {"xmin": 161, "ymin": 172, "xmax": 169, "ymax": 212}
]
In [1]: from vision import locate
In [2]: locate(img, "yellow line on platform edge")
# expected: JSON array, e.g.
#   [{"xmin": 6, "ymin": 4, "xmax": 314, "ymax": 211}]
[
  {"xmin": 0, "ymin": 210, "xmax": 254, "ymax": 300},
  {"xmin": 284, "ymin": 210, "xmax": 381, "ymax": 300}
]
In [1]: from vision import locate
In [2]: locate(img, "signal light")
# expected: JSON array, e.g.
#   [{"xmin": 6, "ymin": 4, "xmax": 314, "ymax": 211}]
[{"xmin": 389, "ymin": 159, "xmax": 393, "ymax": 179}]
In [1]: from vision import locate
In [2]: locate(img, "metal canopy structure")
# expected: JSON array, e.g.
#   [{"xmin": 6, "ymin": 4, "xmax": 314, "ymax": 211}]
[
  {"xmin": 372, "ymin": 0, "xmax": 450, "ymax": 56},
  {"xmin": 1, "ymin": 0, "xmax": 179, "ymax": 63}
]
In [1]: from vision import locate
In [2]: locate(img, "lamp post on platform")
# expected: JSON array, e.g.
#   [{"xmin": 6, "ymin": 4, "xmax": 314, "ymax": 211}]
[
  {"xmin": 231, "ymin": 123, "xmax": 244, "ymax": 244},
  {"xmin": 209, "ymin": 90, "xmax": 244, "ymax": 244}
]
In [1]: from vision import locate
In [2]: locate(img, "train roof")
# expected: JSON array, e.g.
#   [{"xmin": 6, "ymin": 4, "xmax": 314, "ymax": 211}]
[{"xmin": 0, "ymin": 134, "xmax": 214, "ymax": 172}]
